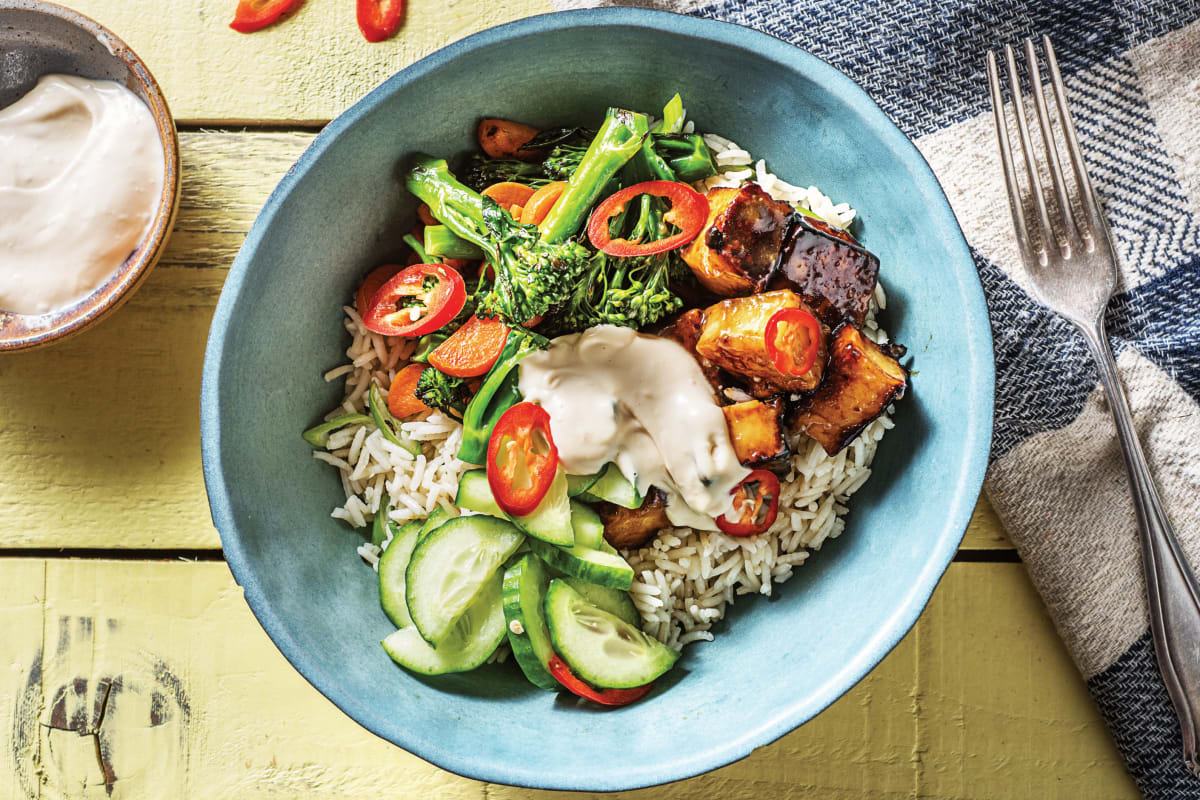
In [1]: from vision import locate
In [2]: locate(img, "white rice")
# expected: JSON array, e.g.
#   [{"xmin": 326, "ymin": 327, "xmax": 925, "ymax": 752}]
[{"xmin": 312, "ymin": 130, "xmax": 892, "ymax": 652}]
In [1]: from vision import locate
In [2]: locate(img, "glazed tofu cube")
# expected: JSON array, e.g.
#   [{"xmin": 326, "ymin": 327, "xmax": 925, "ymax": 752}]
[
  {"xmin": 770, "ymin": 214, "xmax": 880, "ymax": 328},
  {"xmin": 695, "ymin": 289, "xmax": 827, "ymax": 395},
  {"xmin": 681, "ymin": 184, "xmax": 793, "ymax": 296},
  {"xmin": 721, "ymin": 398, "xmax": 789, "ymax": 470},
  {"xmin": 790, "ymin": 325, "xmax": 907, "ymax": 454}
]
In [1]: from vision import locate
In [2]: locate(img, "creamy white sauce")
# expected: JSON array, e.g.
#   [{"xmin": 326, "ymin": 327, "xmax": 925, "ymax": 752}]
[
  {"xmin": 0, "ymin": 75, "xmax": 165, "ymax": 314},
  {"xmin": 519, "ymin": 325, "xmax": 750, "ymax": 530}
]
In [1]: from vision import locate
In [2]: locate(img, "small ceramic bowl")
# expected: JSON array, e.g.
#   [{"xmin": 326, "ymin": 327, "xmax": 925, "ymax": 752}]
[
  {"xmin": 0, "ymin": 0, "xmax": 179, "ymax": 351},
  {"xmin": 203, "ymin": 8, "xmax": 993, "ymax": 792}
]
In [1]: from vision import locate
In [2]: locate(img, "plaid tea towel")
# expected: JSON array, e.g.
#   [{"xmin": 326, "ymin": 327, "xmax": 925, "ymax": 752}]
[{"xmin": 551, "ymin": 0, "xmax": 1200, "ymax": 794}]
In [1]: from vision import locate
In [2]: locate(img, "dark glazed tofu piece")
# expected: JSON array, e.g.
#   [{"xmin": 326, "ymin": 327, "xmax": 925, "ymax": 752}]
[
  {"xmin": 769, "ymin": 214, "xmax": 880, "ymax": 328},
  {"xmin": 695, "ymin": 289, "xmax": 827, "ymax": 396},
  {"xmin": 598, "ymin": 489, "xmax": 671, "ymax": 550},
  {"xmin": 655, "ymin": 308, "xmax": 723, "ymax": 394},
  {"xmin": 721, "ymin": 397, "xmax": 789, "ymax": 471},
  {"xmin": 789, "ymin": 325, "xmax": 907, "ymax": 454},
  {"xmin": 681, "ymin": 184, "xmax": 794, "ymax": 296}
]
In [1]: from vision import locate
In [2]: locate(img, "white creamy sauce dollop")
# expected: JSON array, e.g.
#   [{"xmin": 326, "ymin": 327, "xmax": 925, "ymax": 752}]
[
  {"xmin": 519, "ymin": 325, "xmax": 750, "ymax": 530},
  {"xmin": 0, "ymin": 75, "xmax": 165, "ymax": 314}
]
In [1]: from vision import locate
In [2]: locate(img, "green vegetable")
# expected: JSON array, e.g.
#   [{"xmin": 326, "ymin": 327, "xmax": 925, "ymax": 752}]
[
  {"xmin": 460, "ymin": 154, "xmax": 550, "ymax": 193},
  {"xmin": 457, "ymin": 327, "xmax": 545, "ymax": 464},
  {"xmin": 405, "ymin": 155, "xmax": 593, "ymax": 325},
  {"xmin": 404, "ymin": 515, "xmax": 524, "ymax": 646},
  {"xmin": 652, "ymin": 93, "xmax": 685, "ymax": 134},
  {"xmin": 544, "ymin": 212, "xmax": 683, "ymax": 334},
  {"xmin": 368, "ymin": 382, "xmax": 422, "ymax": 456},
  {"xmin": 378, "ymin": 519, "xmax": 421, "ymax": 627},
  {"xmin": 538, "ymin": 109, "xmax": 649, "ymax": 244},
  {"xmin": 544, "ymin": 579, "xmax": 678, "ymax": 688},
  {"xmin": 372, "ymin": 491, "xmax": 393, "ymax": 547},
  {"xmin": 424, "ymin": 224, "xmax": 486, "ymax": 261},
  {"xmin": 301, "ymin": 414, "xmax": 370, "ymax": 447},
  {"xmin": 414, "ymin": 367, "xmax": 470, "ymax": 415},
  {"xmin": 655, "ymin": 134, "xmax": 718, "ymax": 183},
  {"xmin": 402, "ymin": 232, "xmax": 431, "ymax": 264},
  {"xmin": 411, "ymin": 331, "xmax": 449, "ymax": 363}
]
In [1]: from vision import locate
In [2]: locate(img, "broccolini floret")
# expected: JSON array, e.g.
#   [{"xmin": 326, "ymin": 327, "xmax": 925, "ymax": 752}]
[
  {"xmin": 406, "ymin": 110, "xmax": 649, "ymax": 325},
  {"xmin": 415, "ymin": 367, "xmax": 470, "ymax": 415}
]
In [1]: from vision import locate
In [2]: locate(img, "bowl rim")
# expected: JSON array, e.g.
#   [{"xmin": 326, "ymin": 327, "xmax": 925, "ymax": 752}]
[
  {"xmin": 202, "ymin": 7, "xmax": 994, "ymax": 790},
  {"xmin": 0, "ymin": 0, "xmax": 181, "ymax": 352}
]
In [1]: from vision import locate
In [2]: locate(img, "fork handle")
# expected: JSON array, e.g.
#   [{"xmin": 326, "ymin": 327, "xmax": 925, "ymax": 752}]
[{"xmin": 1081, "ymin": 322, "xmax": 1200, "ymax": 776}]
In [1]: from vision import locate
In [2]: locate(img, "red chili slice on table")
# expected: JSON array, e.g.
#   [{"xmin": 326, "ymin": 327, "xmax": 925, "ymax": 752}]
[
  {"xmin": 587, "ymin": 180, "xmax": 708, "ymax": 257},
  {"xmin": 547, "ymin": 654, "xmax": 654, "ymax": 706},
  {"xmin": 764, "ymin": 307, "xmax": 822, "ymax": 377},
  {"xmin": 716, "ymin": 469, "xmax": 781, "ymax": 537},
  {"xmin": 229, "ymin": 0, "xmax": 301, "ymax": 32},
  {"xmin": 356, "ymin": 0, "xmax": 404, "ymax": 42},
  {"xmin": 487, "ymin": 402, "xmax": 558, "ymax": 517},
  {"xmin": 362, "ymin": 263, "xmax": 465, "ymax": 337}
]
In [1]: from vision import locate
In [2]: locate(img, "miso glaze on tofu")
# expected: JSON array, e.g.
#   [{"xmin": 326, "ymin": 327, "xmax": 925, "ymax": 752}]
[
  {"xmin": 695, "ymin": 289, "xmax": 828, "ymax": 396},
  {"xmin": 789, "ymin": 325, "xmax": 907, "ymax": 454},
  {"xmin": 769, "ymin": 214, "xmax": 881, "ymax": 329},
  {"xmin": 681, "ymin": 184, "xmax": 794, "ymax": 296},
  {"xmin": 721, "ymin": 398, "xmax": 789, "ymax": 471}
]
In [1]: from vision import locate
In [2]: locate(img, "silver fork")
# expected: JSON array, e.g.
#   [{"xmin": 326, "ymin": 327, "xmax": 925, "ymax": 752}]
[{"xmin": 988, "ymin": 36, "xmax": 1200, "ymax": 775}]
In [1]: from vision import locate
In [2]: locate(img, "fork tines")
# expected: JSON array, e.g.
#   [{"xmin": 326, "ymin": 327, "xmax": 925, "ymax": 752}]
[{"xmin": 986, "ymin": 36, "xmax": 1102, "ymax": 264}]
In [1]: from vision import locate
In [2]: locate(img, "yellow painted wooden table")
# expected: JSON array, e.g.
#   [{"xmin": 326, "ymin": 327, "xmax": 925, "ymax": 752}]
[{"xmin": 0, "ymin": 3, "xmax": 1141, "ymax": 798}]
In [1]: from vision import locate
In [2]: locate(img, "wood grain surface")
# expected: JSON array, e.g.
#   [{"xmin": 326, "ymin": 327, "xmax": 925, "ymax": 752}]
[
  {"xmin": 60, "ymin": 0, "xmax": 553, "ymax": 124},
  {"xmin": 0, "ymin": 559, "xmax": 1137, "ymax": 799},
  {"xmin": 0, "ymin": 131, "xmax": 1010, "ymax": 552}
]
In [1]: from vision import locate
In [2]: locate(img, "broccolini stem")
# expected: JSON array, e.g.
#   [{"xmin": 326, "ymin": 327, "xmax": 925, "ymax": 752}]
[
  {"xmin": 405, "ymin": 155, "xmax": 497, "ymax": 259},
  {"xmin": 538, "ymin": 109, "xmax": 650, "ymax": 244},
  {"xmin": 402, "ymin": 232, "xmax": 431, "ymax": 263},
  {"xmin": 424, "ymin": 225, "xmax": 486, "ymax": 260}
]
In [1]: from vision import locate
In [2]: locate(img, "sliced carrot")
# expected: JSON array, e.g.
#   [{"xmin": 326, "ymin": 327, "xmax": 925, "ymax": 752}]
[
  {"xmin": 477, "ymin": 118, "xmax": 542, "ymax": 160},
  {"xmin": 416, "ymin": 203, "xmax": 437, "ymax": 226},
  {"xmin": 388, "ymin": 363, "xmax": 432, "ymax": 418},
  {"xmin": 428, "ymin": 315, "xmax": 511, "ymax": 378},
  {"xmin": 482, "ymin": 182, "xmax": 537, "ymax": 211},
  {"xmin": 442, "ymin": 257, "xmax": 472, "ymax": 271},
  {"xmin": 355, "ymin": 264, "xmax": 404, "ymax": 314},
  {"xmin": 521, "ymin": 181, "xmax": 567, "ymax": 227}
]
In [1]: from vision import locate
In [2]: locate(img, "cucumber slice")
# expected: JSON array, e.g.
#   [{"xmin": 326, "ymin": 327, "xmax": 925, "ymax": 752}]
[
  {"xmin": 569, "ymin": 500, "xmax": 605, "ymax": 550},
  {"xmin": 579, "ymin": 463, "xmax": 643, "ymax": 509},
  {"xmin": 562, "ymin": 576, "xmax": 640, "ymax": 627},
  {"xmin": 418, "ymin": 505, "xmax": 452, "ymax": 540},
  {"xmin": 378, "ymin": 520, "xmax": 421, "ymax": 628},
  {"xmin": 544, "ymin": 579, "xmax": 678, "ymax": 688},
  {"xmin": 528, "ymin": 539, "xmax": 634, "ymax": 591},
  {"xmin": 405, "ymin": 515, "xmax": 524, "ymax": 645},
  {"xmin": 565, "ymin": 470, "xmax": 602, "ymax": 497},
  {"xmin": 455, "ymin": 469, "xmax": 574, "ymax": 547},
  {"xmin": 501, "ymin": 554, "xmax": 558, "ymax": 690},
  {"xmin": 382, "ymin": 572, "xmax": 505, "ymax": 675}
]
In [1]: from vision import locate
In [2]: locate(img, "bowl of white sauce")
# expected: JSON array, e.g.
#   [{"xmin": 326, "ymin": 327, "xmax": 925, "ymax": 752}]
[{"xmin": 0, "ymin": 1, "xmax": 179, "ymax": 351}]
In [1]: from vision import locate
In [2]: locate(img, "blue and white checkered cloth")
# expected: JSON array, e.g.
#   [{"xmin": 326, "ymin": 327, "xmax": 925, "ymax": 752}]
[{"xmin": 559, "ymin": 0, "xmax": 1200, "ymax": 793}]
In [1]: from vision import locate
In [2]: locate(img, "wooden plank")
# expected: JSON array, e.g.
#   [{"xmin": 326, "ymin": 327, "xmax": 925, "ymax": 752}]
[
  {"xmin": 62, "ymin": 0, "xmax": 553, "ymax": 123},
  {"xmin": 0, "ymin": 131, "xmax": 1012, "ymax": 552},
  {"xmin": 0, "ymin": 132, "xmax": 307, "ymax": 551},
  {"xmin": 0, "ymin": 559, "xmax": 1135, "ymax": 798}
]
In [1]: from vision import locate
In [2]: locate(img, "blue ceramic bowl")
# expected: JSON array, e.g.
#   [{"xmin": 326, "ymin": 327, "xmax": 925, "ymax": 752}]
[{"xmin": 202, "ymin": 8, "xmax": 992, "ymax": 791}]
